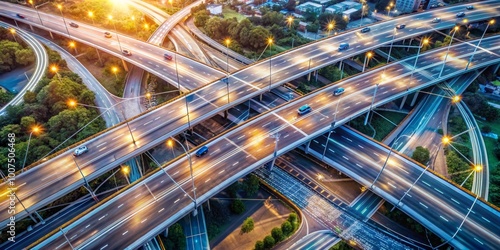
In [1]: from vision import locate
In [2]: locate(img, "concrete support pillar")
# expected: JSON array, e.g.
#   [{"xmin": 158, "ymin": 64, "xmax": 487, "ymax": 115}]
[
  {"xmin": 259, "ymin": 94, "xmax": 263, "ymax": 102},
  {"xmin": 192, "ymin": 208, "xmax": 198, "ymax": 217},
  {"xmin": 49, "ymin": 31, "xmax": 54, "ymax": 39},
  {"xmin": 305, "ymin": 140, "xmax": 311, "ymax": 154},
  {"xmin": 410, "ymin": 91, "xmax": 419, "ymax": 106},
  {"xmin": 163, "ymin": 227, "xmax": 169, "ymax": 237},
  {"xmin": 307, "ymin": 72, "xmax": 311, "ymax": 81},
  {"xmin": 224, "ymin": 110, "xmax": 228, "ymax": 119},
  {"xmin": 399, "ymin": 94, "xmax": 408, "ymax": 110},
  {"xmin": 315, "ymin": 70, "xmax": 319, "ymax": 82},
  {"xmin": 121, "ymin": 59, "xmax": 129, "ymax": 72},
  {"xmin": 29, "ymin": 24, "xmax": 34, "ymax": 31},
  {"xmin": 494, "ymin": 62, "xmax": 500, "ymax": 74},
  {"xmin": 95, "ymin": 48, "xmax": 104, "ymax": 66}
]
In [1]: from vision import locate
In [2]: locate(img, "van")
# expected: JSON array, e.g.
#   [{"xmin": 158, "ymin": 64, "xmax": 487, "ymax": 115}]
[
  {"xmin": 196, "ymin": 146, "xmax": 209, "ymax": 157},
  {"xmin": 338, "ymin": 43, "xmax": 349, "ymax": 51}
]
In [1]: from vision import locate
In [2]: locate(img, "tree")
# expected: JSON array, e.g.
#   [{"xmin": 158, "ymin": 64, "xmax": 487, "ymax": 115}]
[
  {"xmin": 241, "ymin": 217, "xmax": 254, "ymax": 233},
  {"xmin": 194, "ymin": 10, "xmax": 210, "ymax": 27},
  {"xmin": 493, "ymin": 146, "xmax": 500, "ymax": 160},
  {"xmin": 263, "ymin": 235, "xmax": 275, "ymax": 249},
  {"xmin": 288, "ymin": 212, "xmax": 298, "ymax": 226},
  {"xmin": 247, "ymin": 26, "xmax": 272, "ymax": 50},
  {"xmin": 285, "ymin": 0, "xmax": 296, "ymax": 10},
  {"xmin": 23, "ymin": 90, "xmax": 37, "ymax": 104},
  {"xmin": 15, "ymin": 48, "xmax": 35, "ymax": 65},
  {"xmin": 230, "ymin": 199, "xmax": 245, "ymax": 214},
  {"xmin": 262, "ymin": 11, "xmax": 283, "ymax": 27},
  {"xmin": 303, "ymin": 10, "xmax": 317, "ymax": 23},
  {"xmin": 412, "ymin": 146, "xmax": 430, "ymax": 164},
  {"xmin": 271, "ymin": 227, "xmax": 284, "ymax": 242},
  {"xmin": 281, "ymin": 221, "xmax": 293, "ymax": 236},
  {"xmin": 255, "ymin": 241, "xmax": 265, "ymax": 250},
  {"xmin": 243, "ymin": 174, "xmax": 260, "ymax": 196},
  {"xmin": 165, "ymin": 223, "xmax": 186, "ymax": 250},
  {"xmin": 20, "ymin": 116, "xmax": 36, "ymax": 130},
  {"xmin": 482, "ymin": 125, "xmax": 492, "ymax": 133}
]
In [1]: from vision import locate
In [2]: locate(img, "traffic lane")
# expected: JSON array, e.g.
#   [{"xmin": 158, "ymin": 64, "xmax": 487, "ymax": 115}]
[{"xmin": 338, "ymin": 129, "xmax": 500, "ymax": 241}]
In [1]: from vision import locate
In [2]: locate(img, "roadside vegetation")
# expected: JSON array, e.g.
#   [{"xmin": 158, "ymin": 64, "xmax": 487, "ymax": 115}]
[
  {"xmin": 38, "ymin": 0, "xmax": 158, "ymax": 41},
  {"xmin": 0, "ymin": 27, "xmax": 35, "ymax": 106}
]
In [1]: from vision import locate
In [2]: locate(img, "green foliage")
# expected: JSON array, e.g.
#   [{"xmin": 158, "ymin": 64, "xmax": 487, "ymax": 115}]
[
  {"xmin": 493, "ymin": 146, "xmax": 500, "ymax": 160},
  {"xmin": 288, "ymin": 212, "xmax": 298, "ymax": 226},
  {"xmin": 226, "ymin": 181, "xmax": 240, "ymax": 198},
  {"xmin": 255, "ymin": 240, "xmax": 265, "ymax": 250},
  {"xmin": 0, "ymin": 38, "xmax": 34, "ymax": 74},
  {"xmin": 0, "ymin": 90, "xmax": 14, "ymax": 106},
  {"xmin": 243, "ymin": 174, "xmax": 260, "ymax": 196},
  {"xmin": 446, "ymin": 150, "xmax": 472, "ymax": 189},
  {"xmin": 285, "ymin": 0, "xmax": 296, "ymax": 10},
  {"xmin": 317, "ymin": 13, "xmax": 348, "ymax": 31},
  {"xmin": 164, "ymin": 223, "xmax": 186, "ymax": 250},
  {"xmin": 230, "ymin": 198, "xmax": 246, "ymax": 214},
  {"xmin": 281, "ymin": 221, "xmax": 293, "ymax": 236},
  {"xmin": 204, "ymin": 200, "xmax": 230, "ymax": 240},
  {"xmin": 241, "ymin": 217, "xmax": 254, "ymax": 233},
  {"xmin": 329, "ymin": 241, "xmax": 355, "ymax": 250},
  {"xmin": 482, "ymin": 125, "xmax": 492, "ymax": 133},
  {"xmin": 263, "ymin": 235, "xmax": 276, "ymax": 249},
  {"xmin": 271, "ymin": 227, "xmax": 284, "ymax": 242},
  {"xmin": 412, "ymin": 146, "xmax": 430, "ymax": 165},
  {"xmin": 261, "ymin": 11, "xmax": 283, "ymax": 27},
  {"xmin": 194, "ymin": 10, "xmax": 210, "ymax": 27},
  {"xmin": 463, "ymin": 93, "xmax": 499, "ymax": 122},
  {"xmin": 489, "ymin": 164, "xmax": 500, "ymax": 205}
]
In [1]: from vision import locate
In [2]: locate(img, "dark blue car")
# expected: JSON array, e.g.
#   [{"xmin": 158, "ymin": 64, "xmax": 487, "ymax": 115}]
[{"xmin": 196, "ymin": 146, "xmax": 209, "ymax": 157}]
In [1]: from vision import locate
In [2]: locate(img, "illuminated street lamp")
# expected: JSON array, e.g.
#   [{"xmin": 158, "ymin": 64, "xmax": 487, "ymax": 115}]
[
  {"xmin": 51, "ymin": 65, "xmax": 62, "ymax": 83},
  {"xmin": 9, "ymin": 28, "xmax": 17, "ymax": 43},
  {"xmin": 362, "ymin": 51, "xmax": 373, "ymax": 72},
  {"xmin": 88, "ymin": 11, "xmax": 95, "ymax": 25},
  {"xmin": 69, "ymin": 41, "xmax": 78, "ymax": 54},
  {"xmin": 327, "ymin": 22, "xmax": 334, "ymax": 36},
  {"xmin": 452, "ymin": 95, "xmax": 461, "ymax": 103},
  {"xmin": 112, "ymin": 66, "xmax": 118, "ymax": 80},
  {"xmin": 360, "ymin": 4, "xmax": 367, "ymax": 27},
  {"xmin": 460, "ymin": 165, "xmax": 482, "ymax": 187},
  {"xmin": 57, "ymin": 4, "xmax": 71, "ymax": 38},
  {"xmin": 29, "ymin": 0, "xmax": 44, "ymax": 26},
  {"xmin": 108, "ymin": 15, "xmax": 123, "ymax": 53},
  {"xmin": 268, "ymin": 38, "xmax": 273, "ymax": 92},
  {"xmin": 407, "ymin": 38, "xmax": 429, "ymax": 90},
  {"xmin": 224, "ymin": 38, "xmax": 230, "ymax": 73},
  {"xmin": 439, "ymin": 26, "xmax": 459, "ymax": 78},
  {"xmin": 466, "ymin": 20, "xmax": 494, "ymax": 70},
  {"xmin": 287, "ymin": 16, "xmax": 294, "ymax": 28},
  {"xmin": 131, "ymin": 16, "xmax": 138, "ymax": 33},
  {"xmin": 145, "ymin": 92, "xmax": 152, "ymax": 107},
  {"xmin": 364, "ymin": 73, "xmax": 385, "ymax": 125},
  {"xmin": 144, "ymin": 23, "xmax": 150, "ymax": 30},
  {"xmin": 122, "ymin": 166, "xmax": 130, "ymax": 184},
  {"xmin": 442, "ymin": 135, "xmax": 451, "ymax": 145},
  {"xmin": 21, "ymin": 126, "xmax": 41, "ymax": 172}
]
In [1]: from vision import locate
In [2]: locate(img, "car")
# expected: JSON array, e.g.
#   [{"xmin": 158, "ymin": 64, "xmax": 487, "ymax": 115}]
[
  {"xmin": 164, "ymin": 54, "xmax": 173, "ymax": 60},
  {"xmin": 430, "ymin": 4, "xmax": 437, "ymax": 8},
  {"xmin": 437, "ymin": 3, "xmax": 445, "ymax": 7},
  {"xmin": 69, "ymin": 22, "xmax": 79, "ymax": 28},
  {"xmin": 396, "ymin": 24, "xmax": 406, "ymax": 29},
  {"xmin": 360, "ymin": 27, "xmax": 371, "ymax": 33},
  {"xmin": 73, "ymin": 146, "xmax": 88, "ymax": 156},
  {"xmin": 333, "ymin": 87, "xmax": 345, "ymax": 96},
  {"xmin": 338, "ymin": 42, "xmax": 349, "ymax": 51},
  {"xmin": 432, "ymin": 18, "xmax": 441, "ymax": 23},
  {"xmin": 104, "ymin": 32, "xmax": 112, "ymax": 38},
  {"xmin": 466, "ymin": 5, "xmax": 474, "ymax": 10},
  {"xmin": 297, "ymin": 104, "xmax": 312, "ymax": 115},
  {"xmin": 122, "ymin": 49, "xmax": 132, "ymax": 56},
  {"xmin": 16, "ymin": 13, "xmax": 25, "ymax": 19},
  {"xmin": 456, "ymin": 12, "xmax": 466, "ymax": 18},
  {"xmin": 195, "ymin": 146, "xmax": 209, "ymax": 157}
]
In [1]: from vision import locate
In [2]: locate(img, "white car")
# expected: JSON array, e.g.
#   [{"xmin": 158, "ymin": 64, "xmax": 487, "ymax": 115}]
[
  {"xmin": 73, "ymin": 146, "xmax": 89, "ymax": 156},
  {"xmin": 334, "ymin": 87, "xmax": 345, "ymax": 96},
  {"xmin": 432, "ymin": 18, "xmax": 441, "ymax": 23}
]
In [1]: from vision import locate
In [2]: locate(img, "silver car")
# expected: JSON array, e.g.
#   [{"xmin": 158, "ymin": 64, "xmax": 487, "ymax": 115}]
[{"xmin": 73, "ymin": 146, "xmax": 89, "ymax": 156}]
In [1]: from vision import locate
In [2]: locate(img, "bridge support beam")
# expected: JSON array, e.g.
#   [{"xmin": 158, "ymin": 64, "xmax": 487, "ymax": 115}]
[
  {"xmin": 399, "ymin": 94, "xmax": 408, "ymax": 110},
  {"xmin": 259, "ymin": 94, "xmax": 263, "ymax": 102},
  {"xmin": 95, "ymin": 48, "xmax": 103, "ymax": 66},
  {"xmin": 121, "ymin": 59, "xmax": 129, "ymax": 72},
  {"xmin": 192, "ymin": 208, "xmax": 198, "ymax": 216},
  {"xmin": 163, "ymin": 227, "xmax": 169, "ymax": 237},
  {"xmin": 29, "ymin": 24, "xmax": 34, "ymax": 31},
  {"xmin": 307, "ymin": 72, "xmax": 312, "ymax": 81},
  {"xmin": 49, "ymin": 31, "xmax": 54, "ymax": 39},
  {"xmin": 305, "ymin": 140, "xmax": 311, "ymax": 154},
  {"xmin": 410, "ymin": 91, "xmax": 419, "ymax": 106}
]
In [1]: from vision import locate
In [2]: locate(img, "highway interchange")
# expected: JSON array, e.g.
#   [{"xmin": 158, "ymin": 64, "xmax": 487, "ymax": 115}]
[
  {"xmin": 1, "ymin": 0, "xmax": 500, "ymax": 248},
  {"xmin": 32, "ymin": 33, "xmax": 500, "ymax": 248},
  {"xmin": 2, "ymin": 1, "xmax": 500, "ymax": 228}
]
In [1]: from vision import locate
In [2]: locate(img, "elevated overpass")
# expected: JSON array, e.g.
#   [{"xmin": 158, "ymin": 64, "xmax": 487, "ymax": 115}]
[
  {"xmin": 32, "ymin": 35, "xmax": 500, "ymax": 249},
  {"xmin": 2, "ymin": 1, "xmax": 499, "ymax": 228}
]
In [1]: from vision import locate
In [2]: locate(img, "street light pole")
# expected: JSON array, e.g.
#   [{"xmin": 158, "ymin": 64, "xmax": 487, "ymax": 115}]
[
  {"xmin": 120, "ymin": 109, "xmax": 136, "ymax": 144},
  {"xmin": 268, "ymin": 38, "xmax": 273, "ymax": 92},
  {"xmin": 169, "ymin": 137, "xmax": 197, "ymax": 210},
  {"xmin": 391, "ymin": 164, "xmax": 430, "ymax": 212},
  {"xmin": 225, "ymin": 39, "xmax": 230, "ymax": 73},
  {"xmin": 439, "ymin": 26, "xmax": 459, "ymax": 78},
  {"xmin": 269, "ymin": 133, "xmax": 280, "ymax": 170},
  {"xmin": 108, "ymin": 16, "xmax": 123, "ymax": 53},
  {"xmin": 57, "ymin": 5, "xmax": 71, "ymax": 38},
  {"xmin": 466, "ymin": 20, "xmax": 494, "ymax": 70},
  {"xmin": 386, "ymin": 27, "xmax": 397, "ymax": 65},
  {"xmin": 364, "ymin": 83, "xmax": 379, "ymax": 125},
  {"xmin": 408, "ymin": 38, "xmax": 429, "ymax": 90},
  {"xmin": 29, "ymin": 0, "xmax": 43, "ymax": 26},
  {"xmin": 175, "ymin": 53, "xmax": 182, "ymax": 95},
  {"xmin": 322, "ymin": 122, "xmax": 336, "ymax": 160},
  {"xmin": 371, "ymin": 135, "xmax": 411, "ymax": 189},
  {"xmin": 9, "ymin": 28, "xmax": 18, "ymax": 43},
  {"xmin": 362, "ymin": 52, "xmax": 372, "ymax": 72},
  {"xmin": 22, "ymin": 127, "xmax": 40, "ymax": 172}
]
